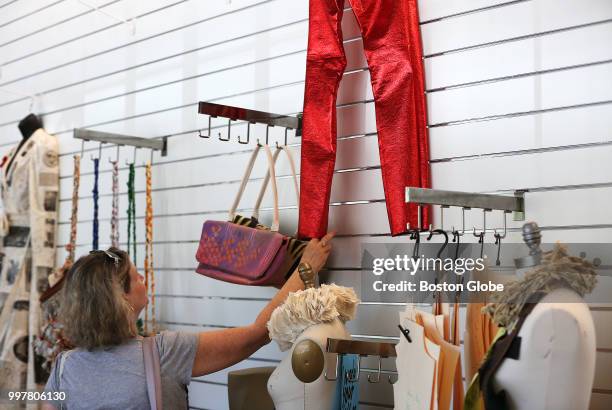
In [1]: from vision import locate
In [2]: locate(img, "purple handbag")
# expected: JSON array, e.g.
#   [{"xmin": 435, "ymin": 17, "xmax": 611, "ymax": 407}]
[{"xmin": 195, "ymin": 145, "xmax": 289, "ymax": 287}]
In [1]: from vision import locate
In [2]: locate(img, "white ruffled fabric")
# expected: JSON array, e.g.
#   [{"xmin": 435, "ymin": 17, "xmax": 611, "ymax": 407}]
[{"xmin": 267, "ymin": 284, "xmax": 359, "ymax": 351}]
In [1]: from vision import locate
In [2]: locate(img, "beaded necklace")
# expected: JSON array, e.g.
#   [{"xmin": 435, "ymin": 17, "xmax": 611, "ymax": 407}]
[
  {"xmin": 66, "ymin": 154, "xmax": 81, "ymax": 264},
  {"xmin": 110, "ymin": 159, "xmax": 119, "ymax": 248},
  {"xmin": 91, "ymin": 158, "xmax": 100, "ymax": 250},
  {"xmin": 127, "ymin": 163, "xmax": 137, "ymax": 261},
  {"xmin": 144, "ymin": 162, "xmax": 156, "ymax": 333}
]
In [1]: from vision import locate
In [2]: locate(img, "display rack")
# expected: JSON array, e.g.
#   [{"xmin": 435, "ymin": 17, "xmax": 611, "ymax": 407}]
[
  {"xmin": 325, "ymin": 338, "xmax": 397, "ymax": 384},
  {"xmin": 73, "ymin": 128, "xmax": 168, "ymax": 156},
  {"xmin": 197, "ymin": 101, "xmax": 302, "ymax": 145},
  {"xmin": 405, "ymin": 187, "xmax": 525, "ymax": 220}
]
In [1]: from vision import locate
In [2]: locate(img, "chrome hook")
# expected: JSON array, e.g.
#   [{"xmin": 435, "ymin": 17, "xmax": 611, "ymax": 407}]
[
  {"xmin": 440, "ymin": 205, "xmax": 449, "ymax": 232},
  {"xmin": 324, "ymin": 354, "xmax": 339, "ymax": 381},
  {"xmin": 109, "ymin": 145, "xmax": 120, "ymax": 164},
  {"xmin": 126, "ymin": 147, "xmax": 138, "ymax": 165},
  {"xmin": 494, "ymin": 211, "xmax": 508, "ymax": 266},
  {"xmin": 367, "ymin": 357, "xmax": 382, "ymax": 383},
  {"xmin": 276, "ymin": 127, "xmax": 289, "ymax": 148},
  {"xmin": 257, "ymin": 125, "xmax": 272, "ymax": 146},
  {"xmin": 452, "ymin": 207, "xmax": 469, "ymax": 240},
  {"xmin": 345, "ymin": 356, "xmax": 361, "ymax": 382},
  {"xmin": 472, "ymin": 209, "xmax": 490, "ymax": 238},
  {"xmin": 91, "ymin": 142, "xmax": 103, "ymax": 160},
  {"xmin": 238, "ymin": 122, "xmax": 251, "ymax": 144},
  {"xmin": 473, "ymin": 209, "xmax": 490, "ymax": 258},
  {"xmin": 494, "ymin": 211, "xmax": 508, "ymax": 240},
  {"xmin": 198, "ymin": 115, "xmax": 212, "ymax": 138},
  {"xmin": 79, "ymin": 139, "xmax": 85, "ymax": 158},
  {"xmin": 219, "ymin": 119, "xmax": 232, "ymax": 142}
]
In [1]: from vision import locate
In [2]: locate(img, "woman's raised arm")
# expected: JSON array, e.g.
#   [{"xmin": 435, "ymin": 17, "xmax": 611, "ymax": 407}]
[{"xmin": 191, "ymin": 232, "xmax": 335, "ymax": 377}]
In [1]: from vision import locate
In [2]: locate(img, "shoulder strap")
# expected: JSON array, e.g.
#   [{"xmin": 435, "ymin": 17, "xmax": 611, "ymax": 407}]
[
  {"xmin": 228, "ymin": 146, "xmax": 280, "ymax": 231},
  {"xmin": 58, "ymin": 349, "xmax": 75, "ymax": 410},
  {"xmin": 143, "ymin": 336, "xmax": 163, "ymax": 410},
  {"xmin": 252, "ymin": 148, "xmax": 281, "ymax": 221},
  {"xmin": 253, "ymin": 146, "xmax": 298, "ymax": 233},
  {"xmin": 228, "ymin": 146, "xmax": 261, "ymax": 221},
  {"xmin": 58, "ymin": 350, "xmax": 74, "ymax": 383}
]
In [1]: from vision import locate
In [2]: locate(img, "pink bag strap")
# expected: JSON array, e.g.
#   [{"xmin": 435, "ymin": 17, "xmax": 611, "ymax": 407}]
[
  {"xmin": 229, "ymin": 145, "xmax": 279, "ymax": 231},
  {"xmin": 143, "ymin": 336, "xmax": 163, "ymax": 410},
  {"xmin": 253, "ymin": 146, "xmax": 299, "ymax": 234}
]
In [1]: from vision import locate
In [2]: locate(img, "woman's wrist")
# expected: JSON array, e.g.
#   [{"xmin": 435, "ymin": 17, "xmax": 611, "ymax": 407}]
[
  {"xmin": 250, "ymin": 321, "xmax": 271, "ymax": 347},
  {"xmin": 300, "ymin": 258, "xmax": 319, "ymax": 274}
]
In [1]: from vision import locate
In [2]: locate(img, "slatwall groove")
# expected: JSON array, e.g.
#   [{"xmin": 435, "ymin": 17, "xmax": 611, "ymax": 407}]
[
  {"xmin": 2, "ymin": 94, "xmax": 610, "ymax": 149},
  {"xmin": 55, "ymin": 223, "xmax": 612, "ymax": 249},
  {"xmin": 423, "ymin": 18, "xmax": 612, "ymax": 58},
  {"xmin": 0, "ymin": 0, "xmax": 541, "ymax": 105},
  {"xmin": 0, "ymin": 0, "xmax": 122, "ymax": 48},
  {"xmin": 0, "ymin": 1, "xmax": 298, "ymax": 112},
  {"xmin": 0, "ymin": 0, "xmax": 190, "ymax": 67},
  {"xmin": 426, "ymin": 57, "xmax": 612, "ymax": 93},
  {"xmin": 56, "ymin": 141, "xmax": 612, "ymax": 189},
  {"xmin": 419, "ymin": 0, "xmax": 532, "ymax": 25},
  {"xmin": 0, "ymin": 0, "xmax": 20, "ymax": 12},
  {"xmin": 54, "ymin": 174, "xmax": 612, "ymax": 226},
  {"xmin": 0, "ymin": 0, "xmax": 65, "ymax": 29},
  {"xmin": 0, "ymin": 48, "xmax": 307, "ymax": 123},
  {"xmin": 4, "ymin": 31, "xmax": 606, "ymax": 126},
  {"xmin": 0, "ymin": 0, "xmax": 283, "ymax": 89},
  {"xmin": 429, "ymin": 99, "xmax": 612, "ymax": 127},
  {"xmin": 1, "ymin": 49, "xmax": 607, "ymax": 132},
  {"xmin": 0, "ymin": 2, "xmax": 607, "ymax": 122}
]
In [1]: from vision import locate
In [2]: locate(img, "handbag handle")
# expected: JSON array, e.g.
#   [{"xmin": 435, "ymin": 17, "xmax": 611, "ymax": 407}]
[
  {"xmin": 143, "ymin": 336, "xmax": 163, "ymax": 410},
  {"xmin": 253, "ymin": 146, "xmax": 299, "ymax": 234},
  {"xmin": 228, "ymin": 145, "xmax": 280, "ymax": 231}
]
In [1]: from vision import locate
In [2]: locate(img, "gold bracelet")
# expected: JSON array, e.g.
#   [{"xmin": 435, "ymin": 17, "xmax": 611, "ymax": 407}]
[{"xmin": 298, "ymin": 262, "xmax": 315, "ymax": 289}]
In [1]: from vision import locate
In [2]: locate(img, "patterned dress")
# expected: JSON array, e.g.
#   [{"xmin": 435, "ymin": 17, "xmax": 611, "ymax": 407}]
[{"xmin": 0, "ymin": 128, "xmax": 59, "ymax": 401}]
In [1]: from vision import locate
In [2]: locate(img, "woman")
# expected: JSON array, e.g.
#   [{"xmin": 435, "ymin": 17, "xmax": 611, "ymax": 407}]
[{"xmin": 43, "ymin": 232, "xmax": 335, "ymax": 409}]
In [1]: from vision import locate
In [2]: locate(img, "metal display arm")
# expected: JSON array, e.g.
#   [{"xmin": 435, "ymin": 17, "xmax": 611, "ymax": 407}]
[
  {"xmin": 405, "ymin": 187, "xmax": 525, "ymax": 221},
  {"xmin": 197, "ymin": 101, "xmax": 302, "ymax": 144},
  {"xmin": 73, "ymin": 128, "xmax": 168, "ymax": 157}
]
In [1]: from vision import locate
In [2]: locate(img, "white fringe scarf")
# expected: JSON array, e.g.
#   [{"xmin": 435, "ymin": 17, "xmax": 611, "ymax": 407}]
[{"xmin": 267, "ymin": 284, "xmax": 360, "ymax": 351}]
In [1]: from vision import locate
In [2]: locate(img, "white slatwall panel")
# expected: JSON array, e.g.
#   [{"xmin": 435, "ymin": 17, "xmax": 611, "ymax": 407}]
[{"xmin": 0, "ymin": 0, "xmax": 611, "ymax": 408}]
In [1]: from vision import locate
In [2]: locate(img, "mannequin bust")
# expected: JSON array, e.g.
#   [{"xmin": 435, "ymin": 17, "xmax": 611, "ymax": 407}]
[
  {"xmin": 266, "ymin": 274, "xmax": 359, "ymax": 410},
  {"xmin": 492, "ymin": 287, "xmax": 596, "ymax": 410},
  {"xmin": 490, "ymin": 222, "xmax": 597, "ymax": 409},
  {"xmin": 268, "ymin": 318, "xmax": 350, "ymax": 410}
]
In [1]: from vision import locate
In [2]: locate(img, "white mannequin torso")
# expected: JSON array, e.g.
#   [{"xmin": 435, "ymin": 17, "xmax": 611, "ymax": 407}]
[
  {"xmin": 492, "ymin": 287, "xmax": 596, "ymax": 410},
  {"xmin": 267, "ymin": 318, "xmax": 350, "ymax": 410}
]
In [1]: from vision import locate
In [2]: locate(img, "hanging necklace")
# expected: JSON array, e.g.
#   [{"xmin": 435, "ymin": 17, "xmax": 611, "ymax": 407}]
[
  {"xmin": 67, "ymin": 154, "xmax": 81, "ymax": 265},
  {"xmin": 92, "ymin": 157, "xmax": 100, "ymax": 250},
  {"xmin": 144, "ymin": 162, "xmax": 156, "ymax": 334},
  {"xmin": 127, "ymin": 162, "xmax": 137, "ymax": 261},
  {"xmin": 110, "ymin": 159, "xmax": 119, "ymax": 248}
]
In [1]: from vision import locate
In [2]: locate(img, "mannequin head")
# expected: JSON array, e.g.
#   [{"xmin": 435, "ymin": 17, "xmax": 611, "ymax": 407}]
[{"xmin": 18, "ymin": 113, "xmax": 43, "ymax": 139}]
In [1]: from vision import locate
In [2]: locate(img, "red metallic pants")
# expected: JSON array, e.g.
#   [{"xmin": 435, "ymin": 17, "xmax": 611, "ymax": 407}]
[{"xmin": 298, "ymin": 0, "xmax": 431, "ymax": 239}]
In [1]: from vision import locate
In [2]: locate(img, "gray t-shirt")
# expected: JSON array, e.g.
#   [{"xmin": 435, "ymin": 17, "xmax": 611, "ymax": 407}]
[{"xmin": 44, "ymin": 331, "xmax": 198, "ymax": 410}]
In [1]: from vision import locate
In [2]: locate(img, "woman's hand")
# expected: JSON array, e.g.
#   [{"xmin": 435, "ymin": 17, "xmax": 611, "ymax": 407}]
[
  {"xmin": 191, "ymin": 232, "xmax": 337, "ymax": 377},
  {"xmin": 300, "ymin": 231, "xmax": 336, "ymax": 274}
]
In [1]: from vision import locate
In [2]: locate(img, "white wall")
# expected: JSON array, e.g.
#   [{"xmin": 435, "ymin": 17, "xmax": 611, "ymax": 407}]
[{"xmin": 0, "ymin": 0, "xmax": 611, "ymax": 408}]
